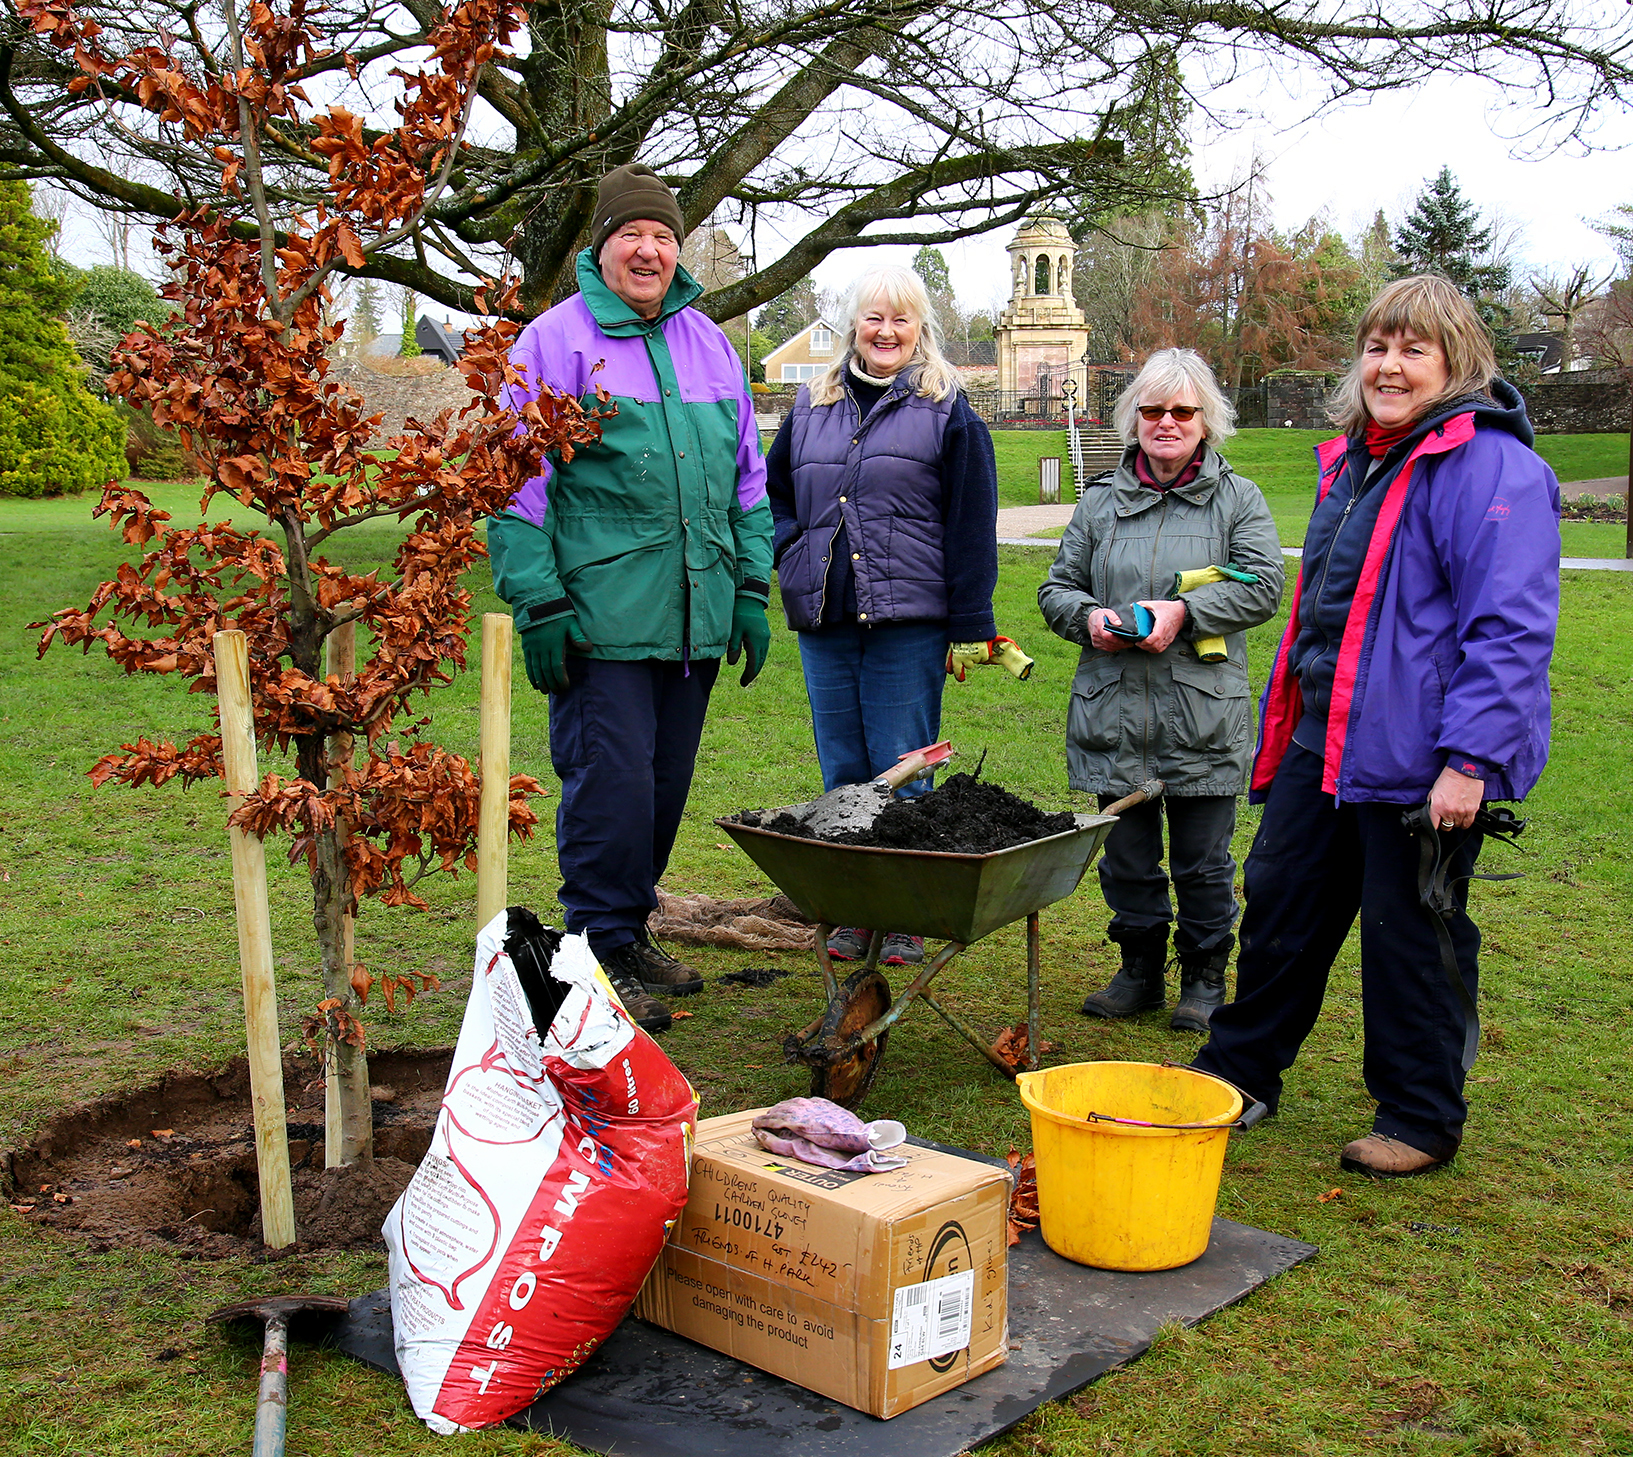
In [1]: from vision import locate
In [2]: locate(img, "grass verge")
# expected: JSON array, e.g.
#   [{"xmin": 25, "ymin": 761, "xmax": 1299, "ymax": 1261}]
[{"xmin": 0, "ymin": 485, "xmax": 1629, "ymax": 1455}]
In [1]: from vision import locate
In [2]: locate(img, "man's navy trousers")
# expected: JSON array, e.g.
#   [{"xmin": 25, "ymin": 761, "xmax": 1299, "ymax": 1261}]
[
  {"xmin": 1193, "ymin": 744, "xmax": 1484, "ymax": 1163},
  {"xmin": 547, "ymin": 656, "xmax": 719, "ymax": 958}
]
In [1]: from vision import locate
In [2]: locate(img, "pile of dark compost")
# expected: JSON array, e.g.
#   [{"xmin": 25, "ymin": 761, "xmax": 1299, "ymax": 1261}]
[
  {"xmin": 2, "ymin": 1047, "xmax": 452, "ymax": 1258},
  {"xmin": 755, "ymin": 773, "xmax": 1077, "ymax": 854}
]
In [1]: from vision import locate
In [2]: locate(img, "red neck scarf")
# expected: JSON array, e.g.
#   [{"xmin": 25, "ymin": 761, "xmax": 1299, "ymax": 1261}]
[
  {"xmin": 1364, "ymin": 420, "xmax": 1414, "ymax": 458},
  {"xmin": 1135, "ymin": 447, "xmax": 1204, "ymax": 492}
]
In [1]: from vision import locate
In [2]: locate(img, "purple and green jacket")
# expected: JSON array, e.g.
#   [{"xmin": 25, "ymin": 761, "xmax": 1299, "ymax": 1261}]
[{"xmin": 488, "ymin": 250, "xmax": 773, "ymax": 660}]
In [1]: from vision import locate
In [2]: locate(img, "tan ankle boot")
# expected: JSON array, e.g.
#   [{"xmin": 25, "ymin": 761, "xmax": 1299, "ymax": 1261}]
[{"xmin": 1339, "ymin": 1133, "xmax": 1450, "ymax": 1179}]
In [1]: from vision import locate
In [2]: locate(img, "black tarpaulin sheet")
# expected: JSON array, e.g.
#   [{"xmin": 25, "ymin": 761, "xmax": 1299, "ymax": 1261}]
[{"xmin": 329, "ymin": 1216, "xmax": 1314, "ymax": 1456}]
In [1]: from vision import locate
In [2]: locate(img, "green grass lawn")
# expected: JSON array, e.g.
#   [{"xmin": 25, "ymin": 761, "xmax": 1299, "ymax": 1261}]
[
  {"xmin": 1, "ymin": 486, "xmax": 1631, "ymax": 1454},
  {"xmin": 995, "ymin": 430, "xmax": 1631, "ymax": 558}
]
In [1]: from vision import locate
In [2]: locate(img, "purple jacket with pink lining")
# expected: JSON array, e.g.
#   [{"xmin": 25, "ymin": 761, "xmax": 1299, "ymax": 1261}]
[
  {"xmin": 1254, "ymin": 384, "xmax": 1560, "ymax": 805},
  {"xmin": 487, "ymin": 252, "xmax": 773, "ymax": 661}
]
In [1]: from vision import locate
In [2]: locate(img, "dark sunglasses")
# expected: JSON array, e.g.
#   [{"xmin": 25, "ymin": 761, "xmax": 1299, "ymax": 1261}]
[{"xmin": 1137, "ymin": 404, "xmax": 1199, "ymax": 422}]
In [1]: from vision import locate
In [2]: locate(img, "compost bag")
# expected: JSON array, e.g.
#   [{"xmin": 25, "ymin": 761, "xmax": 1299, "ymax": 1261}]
[{"xmin": 384, "ymin": 907, "xmax": 698, "ymax": 1434}]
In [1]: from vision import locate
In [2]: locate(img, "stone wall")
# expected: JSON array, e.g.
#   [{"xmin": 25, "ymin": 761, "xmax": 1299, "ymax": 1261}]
[
  {"xmin": 1226, "ymin": 369, "xmax": 1632, "ymax": 436},
  {"xmin": 1520, "ymin": 373, "xmax": 1632, "ymax": 435},
  {"xmin": 330, "ymin": 358, "xmax": 474, "ymax": 437}
]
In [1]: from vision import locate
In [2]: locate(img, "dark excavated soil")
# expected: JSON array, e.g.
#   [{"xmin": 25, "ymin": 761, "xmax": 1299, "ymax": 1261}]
[
  {"xmin": 756, "ymin": 773, "xmax": 1077, "ymax": 854},
  {"xmin": 2, "ymin": 1047, "xmax": 452, "ymax": 1258}
]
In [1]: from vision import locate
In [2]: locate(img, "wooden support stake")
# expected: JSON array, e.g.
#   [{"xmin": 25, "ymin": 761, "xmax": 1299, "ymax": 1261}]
[
  {"xmin": 324, "ymin": 621, "xmax": 356, "ymax": 1170},
  {"xmin": 213, "ymin": 629, "xmax": 296, "ymax": 1250},
  {"xmin": 476, "ymin": 613, "xmax": 513, "ymax": 932}
]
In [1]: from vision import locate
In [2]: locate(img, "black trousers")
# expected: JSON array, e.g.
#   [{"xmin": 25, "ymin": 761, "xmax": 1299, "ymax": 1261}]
[
  {"xmin": 547, "ymin": 656, "xmax": 720, "ymax": 957},
  {"xmin": 1193, "ymin": 745, "xmax": 1483, "ymax": 1161},
  {"xmin": 1095, "ymin": 793, "xmax": 1239, "ymax": 956}
]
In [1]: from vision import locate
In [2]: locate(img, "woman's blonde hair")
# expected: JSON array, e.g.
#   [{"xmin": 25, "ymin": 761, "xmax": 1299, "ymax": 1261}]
[
  {"xmin": 1328, "ymin": 275, "xmax": 1498, "ymax": 434},
  {"xmin": 1112, "ymin": 348, "xmax": 1235, "ymax": 445},
  {"xmin": 808, "ymin": 264, "xmax": 961, "ymax": 406}
]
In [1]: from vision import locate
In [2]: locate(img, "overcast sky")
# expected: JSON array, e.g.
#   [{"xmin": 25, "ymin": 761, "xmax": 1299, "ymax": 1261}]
[
  {"xmin": 50, "ymin": 63, "xmax": 1631, "ymax": 325},
  {"xmin": 814, "ymin": 72, "xmax": 1633, "ymax": 316}
]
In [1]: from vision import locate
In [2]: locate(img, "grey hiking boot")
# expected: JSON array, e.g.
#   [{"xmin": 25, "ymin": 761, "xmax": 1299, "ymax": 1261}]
[
  {"xmin": 1171, "ymin": 936, "xmax": 1233, "ymax": 1033},
  {"xmin": 826, "ymin": 927, "xmax": 873, "ymax": 961},
  {"xmin": 1081, "ymin": 925, "xmax": 1169, "ymax": 1018},
  {"xmin": 880, "ymin": 933, "xmax": 924, "ymax": 966}
]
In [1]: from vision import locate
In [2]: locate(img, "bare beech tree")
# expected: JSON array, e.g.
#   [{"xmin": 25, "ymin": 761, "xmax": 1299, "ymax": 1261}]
[
  {"xmin": 1, "ymin": 0, "xmax": 1630, "ymax": 319},
  {"xmin": 1532, "ymin": 264, "xmax": 1612, "ymax": 368}
]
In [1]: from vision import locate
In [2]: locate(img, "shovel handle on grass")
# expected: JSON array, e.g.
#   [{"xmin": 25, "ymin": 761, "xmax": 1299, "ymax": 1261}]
[{"xmin": 1103, "ymin": 779, "xmax": 1165, "ymax": 817}]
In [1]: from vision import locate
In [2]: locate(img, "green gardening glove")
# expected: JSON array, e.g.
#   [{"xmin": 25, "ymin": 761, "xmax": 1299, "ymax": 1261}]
[
  {"xmin": 726, "ymin": 595, "xmax": 771, "ymax": 686},
  {"xmin": 519, "ymin": 613, "xmax": 591, "ymax": 694}
]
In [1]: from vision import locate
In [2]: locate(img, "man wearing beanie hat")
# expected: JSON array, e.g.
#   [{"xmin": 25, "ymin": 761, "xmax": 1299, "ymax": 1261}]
[{"xmin": 489, "ymin": 163, "xmax": 774, "ymax": 1035}]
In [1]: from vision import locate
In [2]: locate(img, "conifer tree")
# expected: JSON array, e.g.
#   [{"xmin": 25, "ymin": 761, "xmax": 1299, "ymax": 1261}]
[
  {"xmin": 0, "ymin": 181, "xmax": 126, "ymax": 497},
  {"xmin": 400, "ymin": 288, "xmax": 422, "ymax": 357},
  {"xmin": 353, "ymin": 279, "xmax": 383, "ymax": 345},
  {"xmin": 911, "ymin": 245, "xmax": 960, "ymax": 342},
  {"xmin": 1392, "ymin": 168, "xmax": 1516, "ymax": 362},
  {"xmin": 1392, "ymin": 168, "xmax": 1511, "ymax": 296}
]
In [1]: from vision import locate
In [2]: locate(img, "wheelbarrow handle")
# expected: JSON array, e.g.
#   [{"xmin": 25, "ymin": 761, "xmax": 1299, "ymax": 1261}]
[{"xmin": 1102, "ymin": 779, "xmax": 1165, "ymax": 818}]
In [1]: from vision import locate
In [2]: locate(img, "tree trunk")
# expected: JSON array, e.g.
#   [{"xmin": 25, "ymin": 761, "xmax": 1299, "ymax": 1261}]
[
  {"xmin": 312, "ymin": 813, "xmax": 373, "ymax": 1164},
  {"xmin": 511, "ymin": 0, "xmax": 614, "ymax": 313}
]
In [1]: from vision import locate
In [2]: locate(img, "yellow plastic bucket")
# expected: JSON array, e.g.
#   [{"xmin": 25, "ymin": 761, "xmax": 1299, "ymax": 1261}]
[{"xmin": 1015, "ymin": 1061, "xmax": 1251, "ymax": 1271}]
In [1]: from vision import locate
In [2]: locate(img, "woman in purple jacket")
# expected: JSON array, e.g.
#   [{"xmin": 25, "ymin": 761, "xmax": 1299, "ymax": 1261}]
[
  {"xmin": 764, "ymin": 265, "xmax": 1001, "ymax": 968},
  {"xmin": 1194, "ymin": 275, "xmax": 1561, "ymax": 1179}
]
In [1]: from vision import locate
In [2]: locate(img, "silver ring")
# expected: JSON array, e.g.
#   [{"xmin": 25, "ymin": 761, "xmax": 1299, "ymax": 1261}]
[{"xmin": 1439, "ymin": 819, "xmax": 1455, "ymax": 830}]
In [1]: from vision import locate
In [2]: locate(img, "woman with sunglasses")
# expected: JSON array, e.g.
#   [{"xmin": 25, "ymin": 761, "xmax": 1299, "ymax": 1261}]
[
  {"xmin": 1039, "ymin": 348, "xmax": 1283, "ymax": 1031},
  {"xmin": 1193, "ymin": 277, "xmax": 1560, "ymax": 1179}
]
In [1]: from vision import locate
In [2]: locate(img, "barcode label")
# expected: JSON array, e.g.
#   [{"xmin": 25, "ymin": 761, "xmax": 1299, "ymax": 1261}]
[{"xmin": 887, "ymin": 1268, "xmax": 975, "ymax": 1370}]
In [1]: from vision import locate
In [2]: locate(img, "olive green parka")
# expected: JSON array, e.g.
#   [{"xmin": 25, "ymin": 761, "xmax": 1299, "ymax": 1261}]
[{"xmin": 1038, "ymin": 444, "xmax": 1285, "ymax": 797}]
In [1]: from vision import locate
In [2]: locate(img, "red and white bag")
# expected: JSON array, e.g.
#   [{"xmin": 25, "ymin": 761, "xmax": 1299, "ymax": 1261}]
[{"xmin": 384, "ymin": 910, "xmax": 697, "ymax": 1433}]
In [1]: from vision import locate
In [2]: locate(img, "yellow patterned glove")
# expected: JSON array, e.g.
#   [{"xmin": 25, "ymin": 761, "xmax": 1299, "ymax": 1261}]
[
  {"xmin": 991, "ymin": 636, "xmax": 1034, "ymax": 680},
  {"xmin": 946, "ymin": 636, "xmax": 1034, "ymax": 682}
]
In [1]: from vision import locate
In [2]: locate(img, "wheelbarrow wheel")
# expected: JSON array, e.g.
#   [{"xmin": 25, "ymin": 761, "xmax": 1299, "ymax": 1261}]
[{"xmin": 785, "ymin": 969, "xmax": 891, "ymax": 1112}]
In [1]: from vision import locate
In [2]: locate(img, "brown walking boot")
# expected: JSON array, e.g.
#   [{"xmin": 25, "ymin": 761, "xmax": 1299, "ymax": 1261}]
[{"xmin": 1339, "ymin": 1134, "xmax": 1451, "ymax": 1180}]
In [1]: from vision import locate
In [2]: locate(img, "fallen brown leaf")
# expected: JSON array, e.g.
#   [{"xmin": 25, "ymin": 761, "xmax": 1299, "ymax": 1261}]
[
  {"xmin": 671, "ymin": 1009, "xmax": 695, "ymax": 1019},
  {"xmin": 1005, "ymin": 1149, "xmax": 1039, "ymax": 1245},
  {"xmin": 1318, "ymin": 1187, "xmax": 1343, "ymax": 1203},
  {"xmin": 152, "ymin": 1128, "xmax": 174, "ymax": 1138},
  {"xmin": 10, "ymin": 1204, "xmax": 36, "ymax": 1214},
  {"xmin": 126, "ymin": 1138, "xmax": 142, "ymax": 1149}
]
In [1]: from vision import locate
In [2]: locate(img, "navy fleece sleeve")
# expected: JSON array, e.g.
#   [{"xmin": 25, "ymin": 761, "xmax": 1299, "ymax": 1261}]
[
  {"xmin": 764, "ymin": 418, "xmax": 801, "ymax": 563},
  {"xmin": 939, "ymin": 397, "xmax": 999, "ymax": 641}
]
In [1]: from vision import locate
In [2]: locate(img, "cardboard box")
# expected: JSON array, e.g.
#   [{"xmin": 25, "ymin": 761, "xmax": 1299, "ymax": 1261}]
[{"xmin": 634, "ymin": 1109, "xmax": 1010, "ymax": 1418}]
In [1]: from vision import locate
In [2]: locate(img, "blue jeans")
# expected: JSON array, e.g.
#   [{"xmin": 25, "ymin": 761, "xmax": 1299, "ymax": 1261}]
[{"xmin": 797, "ymin": 623, "xmax": 947, "ymax": 794}]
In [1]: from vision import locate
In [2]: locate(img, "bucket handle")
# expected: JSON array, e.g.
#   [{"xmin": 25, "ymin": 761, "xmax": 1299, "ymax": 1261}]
[{"xmin": 1080, "ymin": 1067, "xmax": 1269, "ymax": 1132}]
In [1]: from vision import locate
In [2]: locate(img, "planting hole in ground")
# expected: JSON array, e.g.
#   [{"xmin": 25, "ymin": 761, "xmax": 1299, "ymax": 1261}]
[{"xmin": 3, "ymin": 1047, "xmax": 452, "ymax": 1257}]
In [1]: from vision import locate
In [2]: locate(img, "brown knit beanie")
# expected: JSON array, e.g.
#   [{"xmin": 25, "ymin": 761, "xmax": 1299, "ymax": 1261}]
[{"xmin": 591, "ymin": 164, "xmax": 685, "ymax": 258}]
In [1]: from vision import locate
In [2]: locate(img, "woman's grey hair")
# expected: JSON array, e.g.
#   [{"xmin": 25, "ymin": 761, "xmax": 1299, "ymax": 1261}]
[
  {"xmin": 808, "ymin": 264, "xmax": 962, "ymax": 406},
  {"xmin": 1112, "ymin": 348, "xmax": 1236, "ymax": 445}
]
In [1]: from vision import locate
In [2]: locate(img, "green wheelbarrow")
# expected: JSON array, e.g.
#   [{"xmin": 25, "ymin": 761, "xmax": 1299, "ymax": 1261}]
[{"xmin": 714, "ymin": 781, "xmax": 1161, "ymax": 1109}]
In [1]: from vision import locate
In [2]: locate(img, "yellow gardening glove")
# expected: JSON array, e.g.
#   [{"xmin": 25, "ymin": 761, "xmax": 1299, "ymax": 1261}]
[
  {"xmin": 946, "ymin": 636, "xmax": 1034, "ymax": 683},
  {"xmin": 1171, "ymin": 564, "xmax": 1258, "ymax": 665},
  {"xmin": 991, "ymin": 636, "xmax": 1034, "ymax": 679}
]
